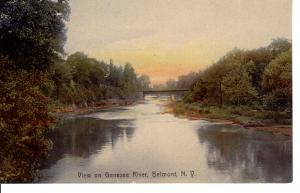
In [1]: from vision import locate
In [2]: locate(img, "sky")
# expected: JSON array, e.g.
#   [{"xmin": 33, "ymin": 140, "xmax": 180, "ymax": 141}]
[{"xmin": 65, "ymin": 0, "xmax": 292, "ymax": 84}]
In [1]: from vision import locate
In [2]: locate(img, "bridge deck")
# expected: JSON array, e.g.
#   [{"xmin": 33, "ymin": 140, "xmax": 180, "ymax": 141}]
[{"xmin": 142, "ymin": 89, "xmax": 190, "ymax": 94}]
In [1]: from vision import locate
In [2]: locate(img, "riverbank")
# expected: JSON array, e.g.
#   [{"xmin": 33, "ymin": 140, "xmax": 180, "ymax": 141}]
[
  {"xmin": 51, "ymin": 99, "xmax": 141, "ymax": 119},
  {"xmin": 163, "ymin": 101, "xmax": 292, "ymax": 136}
]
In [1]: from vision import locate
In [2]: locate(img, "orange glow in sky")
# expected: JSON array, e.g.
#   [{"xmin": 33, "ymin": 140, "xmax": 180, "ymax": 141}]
[{"xmin": 65, "ymin": 0, "xmax": 291, "ymax": 84}]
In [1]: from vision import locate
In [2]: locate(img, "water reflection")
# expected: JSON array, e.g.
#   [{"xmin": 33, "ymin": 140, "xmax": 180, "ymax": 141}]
[
  {"xmin": 38, "ymin": 96, "xmax": 292, "ymax": 183},
  {"xmin": 197, "ymin": 124, "xmax": 292, "ymax": 182},
  {"xmin": 41, "ymin": 116, "xmax": 135, "ymax": 169}
]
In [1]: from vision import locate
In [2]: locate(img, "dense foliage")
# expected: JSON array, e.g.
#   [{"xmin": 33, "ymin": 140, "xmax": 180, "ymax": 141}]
[
  {"xmin": 0, "ymin": 0, "xmax": 70, "ymax": 182},
  {"xmin": 0, "ymin": 0, "xmax": 292, "ymax": 183},
  {"xmin": 47, "ymin": 52, "xmax": 150, "ymax": 106},
  {"xmin": 184, "ymin": 39, "xmax": 292, "ymax": 111},
  {"xmin": 0, "ymin": 0, "xmax": 149, "ymax": 182},
  {"xmin": 0, "ymin": 0, "xmax": 70, "ymax": 70},
  {"xmin": 262, "ymin": 49, "xmax": 292, "ymax": 110},
  {"xmin": 0, "ymin": 57, "xmax": 54, "ymax": 182}
]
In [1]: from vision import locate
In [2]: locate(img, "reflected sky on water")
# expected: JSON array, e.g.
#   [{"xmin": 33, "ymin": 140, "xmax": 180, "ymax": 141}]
[{"xmin": 38, "ymin": 95, "xmax": 292, "ymax": 183}]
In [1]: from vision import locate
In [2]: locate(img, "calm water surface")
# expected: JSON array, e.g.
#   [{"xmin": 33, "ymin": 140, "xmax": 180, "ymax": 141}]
[{"xmin": 38, "ymin": 96, "xmax": 292, "ymax": 183}]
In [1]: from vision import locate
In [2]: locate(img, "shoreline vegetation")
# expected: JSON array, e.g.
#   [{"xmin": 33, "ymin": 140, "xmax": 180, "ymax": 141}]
[
  {"xmin": 162, "ymin": 101, "xmax": 292, "ymax": 136},
  {"xmin": 0, "ymin": 0, "xmax": 292, "ymax": 183},
  {"xmin": 1, "ymin": 1, "xmax": 150, "ymax": 182},
  {"xmin": 156, "ymin": 38, "xmax": 292, "ymax": 138},
  {"xmin": 53, "ymin": 99, "xmax": 140, "ymax": 119}
]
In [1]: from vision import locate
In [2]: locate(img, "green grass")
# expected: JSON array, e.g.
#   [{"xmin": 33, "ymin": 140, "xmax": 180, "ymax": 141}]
[{"xmin": 173, "ymin": 102, "xmax": 292, "ymax": 125}]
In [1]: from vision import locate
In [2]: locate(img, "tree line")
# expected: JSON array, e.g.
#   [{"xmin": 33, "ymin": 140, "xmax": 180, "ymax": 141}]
[
  {"xmin": 152, "ymin": 72, "xmax": 199, "ymax": 90},
  {"xmin": 0, "ymin": 0, "xmax": 292, "ymax": 183},
  {"xmin": 183, "ymin": 38, "xmax": 292, "ymax": 111},
  {"xmin": 47, "ymin": 53, "xmax": 150, "ymax": 107},
  {"xmin": 0, "ymin": 0, "xmax": 150, "ymax": 182}
]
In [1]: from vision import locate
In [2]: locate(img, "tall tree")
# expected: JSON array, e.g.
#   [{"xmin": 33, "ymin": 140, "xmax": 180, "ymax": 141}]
[
  {"xmin": 0, "ymin": 0, "xmax": 70, "ymax": 70},
  {"xmin": 262, "ymin": 49, "xmax": 292, "ymax": 110},
  {"xmin": 122, "ymin": 63, "xmax": 139, "ymax": 98}
]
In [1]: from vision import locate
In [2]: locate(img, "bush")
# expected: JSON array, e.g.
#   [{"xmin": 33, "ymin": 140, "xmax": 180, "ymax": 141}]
[{"xmin": 0, "ymin": 59, "xmax": 54, "ymax": 182}]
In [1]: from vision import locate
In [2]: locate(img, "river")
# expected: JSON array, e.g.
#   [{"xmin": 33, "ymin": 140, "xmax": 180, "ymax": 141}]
[{"xmin": 38, "ymin": 95, "xmax": 292, "ymax": 183}]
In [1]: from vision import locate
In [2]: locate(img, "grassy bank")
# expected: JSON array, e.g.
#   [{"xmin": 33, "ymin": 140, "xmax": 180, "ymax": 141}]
[{"xmin": 164, "ymin": 101, "xmax": 292, "ymax": 136}]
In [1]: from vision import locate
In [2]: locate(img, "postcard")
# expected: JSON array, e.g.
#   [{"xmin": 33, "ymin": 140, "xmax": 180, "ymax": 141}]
[{"xmin": 0, "ymin": 0, "xmax": 292, "ymax": 183}]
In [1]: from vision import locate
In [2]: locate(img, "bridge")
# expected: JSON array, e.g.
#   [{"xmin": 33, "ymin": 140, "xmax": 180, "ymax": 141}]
[
  {"xmin": 141, "ymin": 89, "xmax": 190, "ymax": 101},
  {"xmin": 143, "ymin": 89, "xmax": 190, "ymax": 96},
  {"xmin": 142, "ymin": 88, "xmax": 190, "ymax": 95}
]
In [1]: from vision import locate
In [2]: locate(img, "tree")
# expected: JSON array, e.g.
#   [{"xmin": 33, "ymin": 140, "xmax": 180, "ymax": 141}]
[
  {"xmin": 49, "ymin": 60, "xmax": 74, "ymax": 104},
  {"xmin": 188, "ymin": 39, "xmax": 292, "ymax": 107},
  {"xmin": 122, "ymin": 63, "xmax": 139, "ymax": 99},
  {"xmin": 268, "ymin": 38, "xmax": 292, "ymax": 57},
  {"xmin": 138, "ymin": 75, "xmax": 151, "ymax": 90},
  {"xmin": 177, "ymin": 72, "xmax": 199, "ymax": 89},
  {"xmin": 166, "ymin": 79, "xmax": 177, "ymax": 89},
  {"xmin": 222, "ymin": 66, "xmax": 258, "ymax": 106},
  {"xmin": 0, "ymin": 0, "xmax": 70, "ymax": 70},
  {"xmin": 106, "ymin": 63, "xmax": 123, "ymax": 88},
  {"xmin": 0, "ymin": 57, "xmax": 54, "ymax": 182},
  {"xmin": 262, "ymin": 49, "xmax": 292, "ymax": 110},
  {"xmin": 67, "ymin": 52, "xmax": 105, "ymax": 88},
  {"xmin": 190, "ymin": 49, "xmax": 245, "ymax": 105},
  {"xmin": 64, "ymin": 52, "xmax": 109, "ymax": 104}
]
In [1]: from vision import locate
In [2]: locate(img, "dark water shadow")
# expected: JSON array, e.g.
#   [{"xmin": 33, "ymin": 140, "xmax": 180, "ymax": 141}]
[
  {"xmin": 40, "ymin": 117, "xmax": 136, "ymax": 169},
  {"xmin": 196, "ymin": 124, "xmax": 292, "ymax": 182}
]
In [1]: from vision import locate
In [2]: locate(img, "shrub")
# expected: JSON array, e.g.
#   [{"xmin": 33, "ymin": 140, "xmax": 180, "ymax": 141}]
[{"xmin": 0, "ymin": 59, "xmax": 54, "ymax": 182}]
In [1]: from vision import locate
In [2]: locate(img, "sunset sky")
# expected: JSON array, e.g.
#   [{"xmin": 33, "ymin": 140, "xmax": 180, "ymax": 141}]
[{"xmin": 65, "ymin": 0, "xmax": 292, "ymax": 84}]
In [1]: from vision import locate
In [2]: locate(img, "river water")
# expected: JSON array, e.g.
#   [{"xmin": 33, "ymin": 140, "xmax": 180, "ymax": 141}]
[{"xmin": 38, "ymin": 95, "xmax": 292, "ymax": 183}]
